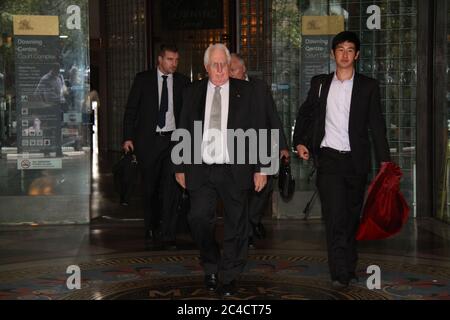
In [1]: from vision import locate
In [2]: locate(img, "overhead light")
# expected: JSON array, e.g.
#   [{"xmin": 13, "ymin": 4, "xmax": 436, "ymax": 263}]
[{"xmin": 59, "ymin": 35, "xmax": 68, "ymax": 39}]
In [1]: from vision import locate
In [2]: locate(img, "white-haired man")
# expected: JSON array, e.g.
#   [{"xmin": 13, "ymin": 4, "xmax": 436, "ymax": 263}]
[{"xmin": 174, "ymin": 44, "xmax": 266, "ymax": 296}]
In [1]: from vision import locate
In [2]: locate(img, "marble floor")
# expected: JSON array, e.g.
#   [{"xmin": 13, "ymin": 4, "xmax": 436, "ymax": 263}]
[
  {"xmin": 0, "ymin": 216, "xmax": 449, "ymax": 300},
  {"xmin": 0, "ymin": 151, "xmax": 449, "ymax": 300}
]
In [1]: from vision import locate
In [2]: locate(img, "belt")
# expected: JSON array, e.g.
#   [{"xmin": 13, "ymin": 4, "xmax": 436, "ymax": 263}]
[
  {"xmin": 321, "ymin": 147, "xmax": 351, "ymax": 155},
  {"xmin": 155, "ymin": 130, "xmax": 173, "ymax": 137}
]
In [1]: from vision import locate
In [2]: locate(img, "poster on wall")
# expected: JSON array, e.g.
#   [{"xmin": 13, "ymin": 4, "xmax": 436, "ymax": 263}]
[
  {"xmin": 300, "ymin": 16, "xmax": 344, "ymax": 101},
  {"xmin": 13, "ymin": 15, "xmax": 62, "ymax": 156}
]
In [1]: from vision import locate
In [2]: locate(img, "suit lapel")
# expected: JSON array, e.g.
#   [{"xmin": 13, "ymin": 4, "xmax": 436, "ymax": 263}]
[
  {"xmin": 348, "ymin": 72, "xmax": 361, "ymax": 132},
  {"xmin": 150, "ymin": 69, "xmax": 159, "ymax": 112},
  {"xmin": 318, "ymin": 73, "xmax": 334, "ymax": 116},
  {"xmin": 196, "ymin": 79, "xmax": 208, "ymax": 123},
  {"xmin": 173, "ymin": 73, "xmax": 179, "ymax": 113},
  {"xmin": 228, "ymin": 80, "xmax": 240, "ymax": 129},
  {"xmin": 320, "ymin": 73, "xmax": 334, "ymax": 103}
]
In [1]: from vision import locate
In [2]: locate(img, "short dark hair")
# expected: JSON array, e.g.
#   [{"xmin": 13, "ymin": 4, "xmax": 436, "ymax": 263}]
[
  {"xmin": 158, "ymin": 44, "xmax": 178, "ymax": 57},
  {"xmin": 332, "ymin": 31, "xmax": 360, "ymax": 52}
]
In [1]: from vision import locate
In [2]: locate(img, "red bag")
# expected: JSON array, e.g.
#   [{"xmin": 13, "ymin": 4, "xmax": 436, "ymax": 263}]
[{"xmin": 356, "ymin": 162, "xmax": 410, "ymax": 241}]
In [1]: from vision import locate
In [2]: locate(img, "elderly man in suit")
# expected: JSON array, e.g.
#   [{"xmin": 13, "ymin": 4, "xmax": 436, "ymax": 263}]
[
  {"xmin": 293, "ymin": 31, "xmax": 390, "ymax": 289},
  {"xmin": 174, "ymin": 44, "xmax": 267, "ymax": 296},
  {"xmin": 230, "ymin": 53, "xmax": 290, "ymax": 248},
  {"xmin": 123, "ymin": 44, "xmax": 190, "ymax": 249}
]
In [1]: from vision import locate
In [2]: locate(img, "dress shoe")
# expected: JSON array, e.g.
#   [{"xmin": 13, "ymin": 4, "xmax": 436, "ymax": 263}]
[
  {"xmin": 204, "ymin": 274, "xmax": 218, "ymax": 292},
  {"xmin": 220, "ymin": 280, "xmax": 237, "ymax": 297},
  {"xmin": 145, "ymin": 229, "xmax": 154, "ymax": 241},
  {"xmin": 349, "ymin": 272, "xmax": 359, "ymax": 284},
  {"xmin": 331, "ymin": 275, "xmax": 349, "ymax": 289},
  {"xmin": 252, "ymin": 223, "xmax": 266, "ymax": 239},
  {"xmin": 145, "ymin": 229, "xmax": 160, "ymax": 242},
  {"xmin": 120, "ymin": 196, "xmax": 129, "ymax": 206},
  {"xmin": 331, "ymin": 280, "xmax": 349, "ymax": 289},
  {"xmin": 163, "ymin": 240, "xmax": 178, "ymax": 251},
  {"xmin": 248, "ymin": 236, "xmax": 256, "ymax": 249}
]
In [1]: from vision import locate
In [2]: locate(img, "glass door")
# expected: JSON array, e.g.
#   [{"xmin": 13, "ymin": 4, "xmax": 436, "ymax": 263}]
[{"xmin": 0, "ymin": 0, "xmax": 92, "ymax": 224}]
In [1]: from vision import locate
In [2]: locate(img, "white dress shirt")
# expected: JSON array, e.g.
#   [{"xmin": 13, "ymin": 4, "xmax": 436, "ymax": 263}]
[
  {"xmin": 157, "ymin": 68, "xmax": 176, "ymax": 131},
  {"xmin": 320, "ymin": 72, "xmax": 354, "ymax": 151},
  {"xmin": 202, "ymin": 80, "xmax": 230, "ymax": 164}
]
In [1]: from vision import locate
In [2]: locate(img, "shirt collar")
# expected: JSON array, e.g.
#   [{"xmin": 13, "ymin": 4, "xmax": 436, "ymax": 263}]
[
  {"xmin": 157, "ymin": 68, "xmax": 173, "ymax": 79},
  {"xmin": 208, "ymin": 79, "xmax": 229, "ymax": 91},
  {"xmin": 333, "ymin": 70, "xmax": 355, "ymax": 83}
]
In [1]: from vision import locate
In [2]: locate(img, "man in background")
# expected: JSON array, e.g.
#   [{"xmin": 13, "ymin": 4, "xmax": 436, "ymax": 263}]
[
  {"xmin": 123, "ymin": 44, "xmax": 190, "ymax": 249},
  {"xmin": 230, "ymin": 53, "xmax": 289, "ymax": 248},
  {"xmin": 35, "ymin": 63, "xmax": 66, "ymax": 104}
]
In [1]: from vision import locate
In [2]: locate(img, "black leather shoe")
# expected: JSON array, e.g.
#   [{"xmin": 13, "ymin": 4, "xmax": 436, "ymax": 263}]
[
  {"xmin": 248, "ymin": 237, "xmax": 255, "ymax": 249},
  {"xmin": 145, "ymin": 229, "xmax": 161, "ymax": 242},
  {"xmin": 220, "ymin": 280, "xmax": 237, "ymax": 297},
  {"xmin": 349, "ymin": 272, "xmax": 359, "ymax": 284},
  {"xmin": 204, "ymin": 274, "xmax": 218, "ymax": 292},
  {"xmin": 252, "ymin": 223, "xmax": 266, "ymax": 239},
  {"xmin": 145, "ymin": 229, "xmax": 155, "ymax": 241},
  {"xmin": 331, "ymin": 275, "xmax": 349, "ymax": 289},
  {"xmin": 331, "ymin": 280, "xmax": 349, "ymax": 289},
  {"xmin": 120, "ymin": 196, "xmax": 129, "ymax": 206},
  {"xmin": 163, "ymin": 240, "xmax": 178, "ymax": 251}
]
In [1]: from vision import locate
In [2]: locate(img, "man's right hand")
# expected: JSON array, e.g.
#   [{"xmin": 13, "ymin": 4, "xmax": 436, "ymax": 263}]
[
  {"xmin": 123, "ymin": 140, "xmax": 134, "ymax": 153},
  {"xmin": 296, "ymin": 144, "xmax": 310, "ymax": 160},
  {"xmin": 175, "ymin": 173, "xmax": 186, "ymax": 189}
]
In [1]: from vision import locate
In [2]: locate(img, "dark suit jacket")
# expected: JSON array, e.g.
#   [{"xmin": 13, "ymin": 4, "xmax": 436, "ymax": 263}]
[
  {"xmin": 175, "ymin": 78, "xmax": 265, "ymax": 190},
  {"xmin": 123, "ymin": 69, "xmax": 190, "ymax": 166},
  {"xmin": 293, "ymin": 72, "xmax": 391, "ymax": 174},
  {"xmin": 249, "ymin": 77, "xmax": 288, "ymax": 151}
]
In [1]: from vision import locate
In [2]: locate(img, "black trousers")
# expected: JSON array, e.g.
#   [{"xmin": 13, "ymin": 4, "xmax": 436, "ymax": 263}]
[
  {"xmin": 316, "ymin": 147, "xmax": 367, "ymax": 281},
  {"xmin": 140, "ymin": 135, "xmax": 179, "ymax": 241},
  {"xmin": 248, "ymin": 175, "xmax": 273, "ymax": 231},
  {"xmin": 188, "ymin": 165, "xmax": 250, "ymax": 284}
]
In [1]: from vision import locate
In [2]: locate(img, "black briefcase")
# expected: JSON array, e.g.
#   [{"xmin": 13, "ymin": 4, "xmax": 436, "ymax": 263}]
[
  {"xmin": 278, "ymin": 158, "xmax": 295, "ymax": 201},
  {"xmin": 112, "ymin": 152, "xmax": 139, "ymax": 206}
]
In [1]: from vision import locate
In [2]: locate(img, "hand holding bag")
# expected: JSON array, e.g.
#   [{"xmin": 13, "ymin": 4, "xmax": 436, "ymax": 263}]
[
  {"xmin": 112, "ymin": 152, "xmax": 139, "ymax": 206},
  {"xmin": 278, "ymin": 157, "xmax": 295, "ymax": 201},
  {"xmin": 356, "ymin": 162, "xmax": 410, "ymax": 240}
]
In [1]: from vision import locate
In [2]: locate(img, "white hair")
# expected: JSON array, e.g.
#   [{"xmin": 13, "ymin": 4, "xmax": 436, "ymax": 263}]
[{"xmin": 203, "ymin": 43, "xmax": 231, "ymax": 66}]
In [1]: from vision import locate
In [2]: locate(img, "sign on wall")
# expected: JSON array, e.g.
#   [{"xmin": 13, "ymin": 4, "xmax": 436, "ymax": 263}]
[
  {"xmin": 13, "ymin": 15, "xmax": 62, "ymax": 156},
  {"xmin": 300, "ymin": 16, "xmax": 344, "ymax": 101}
]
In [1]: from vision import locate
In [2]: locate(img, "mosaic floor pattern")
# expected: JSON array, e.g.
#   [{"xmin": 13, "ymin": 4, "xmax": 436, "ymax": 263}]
[{"xmin": 0, "ymin": 250, "xmax": 448, "ymax": 300}]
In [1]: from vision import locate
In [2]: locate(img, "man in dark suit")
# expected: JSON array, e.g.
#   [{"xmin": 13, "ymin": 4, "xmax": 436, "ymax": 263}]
[
  {"xmin": 230, "ymin": 53, "xmax": 290, "ymax": 248},
  {"xmin": 293, "ymin": 31, "xmax": 390, "ymax": 289},
  {"xmin": 123, "ymin": 44, "xmax": 190, "ymax": 249},
  {"xmin": 174, "ymin": 44, "xmax": 267, "ymax": 296}
]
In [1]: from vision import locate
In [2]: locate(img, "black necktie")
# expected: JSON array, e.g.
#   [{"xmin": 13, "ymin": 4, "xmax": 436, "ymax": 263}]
[{"xmin": 158, "ymin": 75, "xmax": 168, "ymax": 128}]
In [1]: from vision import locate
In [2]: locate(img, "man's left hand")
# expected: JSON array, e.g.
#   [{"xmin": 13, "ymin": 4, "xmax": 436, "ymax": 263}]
[
  {"xmin": 280, "ymin": 149, "xmax": 290, "ymax": 160},
  {"xmin": 254, "ymin": 173, "xmax": 267, "ymax": 192}
]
